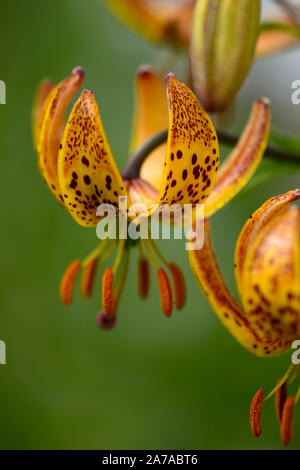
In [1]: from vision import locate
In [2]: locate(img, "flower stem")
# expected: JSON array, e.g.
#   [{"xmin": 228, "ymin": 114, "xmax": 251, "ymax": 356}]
[
  {"xmin": 273, "ymin": 0, "xmax": 300, "ymax": 26},
  {"xmin": 122, "ymin": 128, "xmax": 300, "ymax": 181},
  {"xmin": 122, "ymin": 130, "xmax": 168, "ymax": 180}
]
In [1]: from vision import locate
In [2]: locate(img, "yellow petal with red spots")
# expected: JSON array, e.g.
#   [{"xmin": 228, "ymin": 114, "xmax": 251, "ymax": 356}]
[
  {"xmin": 33, "ymin": 78, "xmax": 55, "ymax": 152},
  {"xmin": 204, "ymin": 99, "xmax": 271, "ymax": 218},
  {"xmin": 57, "ymin": 90, "xmax": 128, "ymax": 227},
  {"xmin": 188, "ymin": 219, "xmax": 291, "ymax": 357},
  {"xmin": 234, "ymin": 190, "xmax": 300, "ymax": 299},
  {"xmin": 241, "ymin": 205, "xmax": 300, "ymax": 343},
  {"xmin": 147, "ymin": 74, "xmax": 219, "ymax": 214},
  {"xmin": 132, "ymin": 67, "xmax": 169, "ymax": 192},
  {"xmin": 103, "ymin": 0, "xmax": 194, "ymax": 47},
  {"xmin": 39, "ymin": 67, "xmax": 85, "ymax": 204}
]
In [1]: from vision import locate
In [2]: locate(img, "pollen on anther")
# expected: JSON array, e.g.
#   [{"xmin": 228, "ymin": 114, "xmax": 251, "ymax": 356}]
[
  {"xmin": 80, "ymin": 257, "xmax": 99, "ymax": 299},
  {"xmin": 102, "ymin": 268, "xmax": 114, "ymax": 316},
  {"xmin": 281, "ymin": 397, "xmax": 295, "ymax": 446},
  {"xmin": 60, "ymin": 259, "xmax": 81, "ymax": 305},
  {"xmin": 157, "ymin": 268, "xmax": 173, "ymax": 317},
  {"xmin": 275, "ymin": 379, "xmax": 288, "ymax": 423},
  {"xmin": 250, "ymin": 388, "xmax": 264, "ymax": 438},
  {"xmin": 138, "ymin": 257, "xmax": 150, "ymax": 300},
  {"xmin": 169, "ymin": 263, "xmax": 186, "ymax": 310}
]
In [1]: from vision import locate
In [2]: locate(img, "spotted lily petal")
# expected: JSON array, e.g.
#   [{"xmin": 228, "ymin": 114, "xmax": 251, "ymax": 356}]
[
  {"xmin": 58, "ymin": 90, "xmax": 128, "ymax": 227},
  {"xmin": 188, "ymin": 218, "xmax": 291, "ymax": 357},
  {"xmin": 135, "ymin": 74, "xmax": 219, "ymax": 214},
  {"xmin": 103, "ymin": 0, "xmax": 194, "ymax": 47},
  {"xmin": 38, "ymin": 67, "xmax": 85, "ymax": 204},
  {"xmin": 33, "ymin": 79, "xmax": 55, "ymax": 151},
  {"xmin": 204, "ymin": 99, "xmax": 270, "ymax": 218},
  {"xmin": 234, "ymin": 190, "xmax": 300, "ymax": 298},
  {"xmin": 241, "ymin": 206, "xmax": 300, "ymax": 343},
  {"xmin": 131, "ymin": 67, "xmax": 169, "ymax": 192}
]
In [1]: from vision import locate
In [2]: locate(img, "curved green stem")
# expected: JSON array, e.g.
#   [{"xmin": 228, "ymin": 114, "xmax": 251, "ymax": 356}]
[
  {"xmin": 122, "ymin": 128, "xmax": 300, "ymax": 181},
  {"xmin": 122, "ymin": 130, "xmax": 168, "ymax": 180}
]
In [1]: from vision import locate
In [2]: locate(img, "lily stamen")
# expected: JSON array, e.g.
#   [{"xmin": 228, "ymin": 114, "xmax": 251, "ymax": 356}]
[
  {"xmin": 102, "ymin": 268, "xmax": 115, "ymax": 317},
  {"xmin": 288, "ymin": 364, "xmax": 300, "ymax": 386},
  {"xmin": 142, "ymin": 239, "xmax": 174, "ymax": 317},
  {"xmin": 264, "ymin": 363, "xmax": 295, "ymax": 402},
  {"xmin": 295, "ymin": 384, "xmax": 300, "ymax": 404},
  {"xmin": 281, "ymin": 397, "xmax": 295, "ymax": 446},
  {"xmin": 150, "ymin": 239, "xmax": 186, "ymax": 311},
  {"xmin": 137, "ymin": 253, "xmax": 150, "ymax": 300},
  {"xmin": 80, "ymin": 256, "xmax": 99, "ymax": 299},
  {"xmin": 112, "ymin": 239, "xmax": 126, "ymax": 274},
  {"xmin": 250, "ymin": 388, "xmax": 263, "ymax": 438},
  {"xmin": 275, "ymin": 379, "xmax": 288, "ymax": 423},
  {"xmin": 60, "ymin": 259, "xmax": 81, "ymax": 305},
  {"xmin": 169, "ymin": 262, "xmax": 186, "ymax": 310},
  {"xmin": 157, "ymin": 268, "xmax": 173, "ymax": 318}
]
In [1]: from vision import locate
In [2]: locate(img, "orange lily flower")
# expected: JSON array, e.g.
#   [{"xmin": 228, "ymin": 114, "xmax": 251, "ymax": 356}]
[
  {"xmin": 33, "ymin": 66, "xmax": 270, "ymax": 328},
  {"xmin": 103, "ymin": 0, "xmax": 300, "ymax": 57},
  {"xmin": 188, "ymin": 190, "xmax": 300, "ymax": 446}
]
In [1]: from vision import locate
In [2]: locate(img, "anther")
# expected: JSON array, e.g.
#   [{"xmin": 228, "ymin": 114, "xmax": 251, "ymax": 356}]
[
  {"xmin": 102, "ymin": 268, "xmax": 115, "ymax": 316},
  {"xmin": 169, "ymin": 262, "xmax": 186, "ymax": 310},
  {"xmin": 80, "ymin": 257, "xmax": 99, "ymax": 299},
  {"xmin": 250, "ymin": 388, "xmax": 264, "ymax": 437},
  {"xmin": 281, "ymin": 397, "xmax": 295, "ymax": 446},
  {"xmin": 60, "ymin": 259, "xmax": 81, "ymax": 305},
  {"xmin": 157, "ymin": 268, "xmax": 173, "ymax": 317},
  {"xmin": 138, "ymin": 257, "xmax": 150, "ymax": 299},
  {"xmin": 275, "ymin": 379, "xmax": 288, "ymax": 423}
]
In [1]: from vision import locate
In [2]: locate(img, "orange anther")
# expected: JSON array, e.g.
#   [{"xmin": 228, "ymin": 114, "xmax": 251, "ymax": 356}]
[
  {"xmin": 275, "ymin": 379, "xmax": 288, "ymax": 423},
  {"xmin": 169, "ymin": 262, "xmax": 186, "ymax": 310},
  {"xmin": 80, "ymin": 257, "xmax": 99, "ymax": 299},
  {"xmin": 102, "ymin": 268, "xmax": 115, "ymax": 316},
  {"xmin": 157, "ymin": 268, "xmax": 173, "ymax": 317},
  {"xmin": 138, "ymin": 257, "xmax": 150, "ymax": 299},
  {"xmin": 250, "ymin": 388, "xmax": 264, "ymax": 437},
  {"xmin": 60, "ymin": 259, "xmax": 81, "ymax": 305},
  {"xmin": 281, "ymin": 396, "xmax": 295, "ymax": 446}
]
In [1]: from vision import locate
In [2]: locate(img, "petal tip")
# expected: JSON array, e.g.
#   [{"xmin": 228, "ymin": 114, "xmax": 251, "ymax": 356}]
[
  {"xmin": 165, "ymin": 72, "xmax": 175, "ymax": 84},
  {"xmin": 72, "ymin": 66, "xmax": 85, "ymax": 80},
  {"xmin": 293, "ymin": 188, "xmax": 300, "ymax": 200},
  {"xmin": 137, "ymin": 64, "xmax": 154, "ymax": 78},
  {"xmin": 258, "ymin": 97, "xmax": 271, "ymax": 107}
]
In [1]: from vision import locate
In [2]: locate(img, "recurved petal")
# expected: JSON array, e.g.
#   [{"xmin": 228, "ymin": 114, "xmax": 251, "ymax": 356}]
[
  {"xmin": 103, "ymin": 0, "xmax": 194, "ymax": 47},
  {"xmin": 241, "ymin": 205, "xmax": 300, "ymax": 342},
  {"xmin": 204, "ymin": 99, "xmax": 271, "ymax": 218},
  {"xmin": 39, "ymin": 67, "xmax": 85, "ymax": 204},
  {"xmin": 58, "ymin": 90, "xmax": 128, "ymax": 227},
  {"xmin": 33, "ymin": 79, "xmax": 55, "ymax": 151},
  {"xmin": 234, "ymin": 190, "xmax": 300, "ymax": 298},
  {"xmin": 188, "ymin": 219, "xmax": 291, "ymax": 357},
  {"xmin": 132, "ymin": 67, "xmax": 169, "ymax": 192}
]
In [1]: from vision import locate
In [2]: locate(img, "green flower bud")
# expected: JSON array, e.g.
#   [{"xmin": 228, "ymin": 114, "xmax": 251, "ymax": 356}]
[{"xmin": 191, "ymin": 0, "xmax": 261, "ymax": 112}]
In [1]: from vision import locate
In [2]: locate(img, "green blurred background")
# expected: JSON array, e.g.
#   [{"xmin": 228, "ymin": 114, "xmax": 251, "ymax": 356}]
[{"xmin": 0, "ymin": 0, "xmax": 300, "ymax": 450}]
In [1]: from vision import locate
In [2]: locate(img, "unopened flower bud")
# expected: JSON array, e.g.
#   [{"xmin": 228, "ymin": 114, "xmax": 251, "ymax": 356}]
[{"xmin": 191, "ymin": 0, "xmax": 260, "ymax": 112}]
